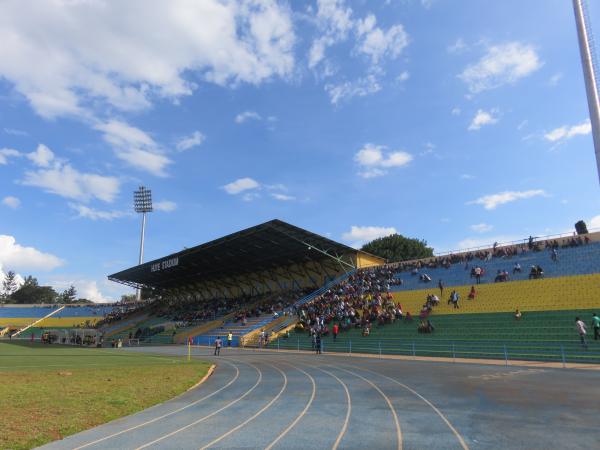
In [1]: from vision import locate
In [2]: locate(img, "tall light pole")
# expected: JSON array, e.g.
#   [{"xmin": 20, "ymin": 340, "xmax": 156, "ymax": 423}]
[
  {"xmin": 573, "ymin": 0, "xmax": 600, "ymax": 184},
  {"xmin": 134, "ymin": 186, "xmax": 152, "ymax": 301}
]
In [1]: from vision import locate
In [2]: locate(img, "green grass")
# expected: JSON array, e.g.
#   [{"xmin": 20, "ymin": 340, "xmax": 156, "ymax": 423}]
[{"xmin": 0, "ymin": 342, "xmax": 210, "ymax": 450}]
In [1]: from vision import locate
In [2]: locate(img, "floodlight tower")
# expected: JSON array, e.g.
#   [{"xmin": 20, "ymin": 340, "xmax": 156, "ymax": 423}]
[
  {"xmin": 134, "ymin": 186, "xmax": 153, "ymax": 301},
  {"xmin": 573, "ymin": 0, "xmax": 600, "ymax": 184}
]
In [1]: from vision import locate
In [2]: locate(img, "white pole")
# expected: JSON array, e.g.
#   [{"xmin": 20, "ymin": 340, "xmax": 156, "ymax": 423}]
[
  {"xmin": 136, "ymin": 212, "xmax": 147, "ymax": 301},
  {"xmin": 573, "ymin": 0, "xmax": 600, "ymax": 184}
]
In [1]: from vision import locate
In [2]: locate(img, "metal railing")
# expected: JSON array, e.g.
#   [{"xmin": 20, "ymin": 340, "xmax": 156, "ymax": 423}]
[{"xmin": 262, "ymin": 337, "xmax": 600, "ymax": 367}]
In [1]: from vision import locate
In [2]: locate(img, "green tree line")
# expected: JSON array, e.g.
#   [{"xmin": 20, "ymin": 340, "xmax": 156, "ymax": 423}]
[{"xmin": 1, "ymin": 271, "xmax": 92, "ymax": 304}]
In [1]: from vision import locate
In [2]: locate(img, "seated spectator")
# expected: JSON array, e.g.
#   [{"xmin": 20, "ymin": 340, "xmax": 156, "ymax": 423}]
[
  {"xmin": 513, "ymin": 263, "xmax": 522, "ymax": 274},
  {"xmin": 362, "ymin": 324, "xmax": 370, "ymax": 336},
  {"xmin": 515, "ymin": 309, "xmax": 522, "ymax": 320},
  {"xmin": 405, "ymin": 311, "xmax": 413, "ymax": 322},
  {"xmin": 420, "ymin": 273, "xmax": 432, "ymax": 283}
]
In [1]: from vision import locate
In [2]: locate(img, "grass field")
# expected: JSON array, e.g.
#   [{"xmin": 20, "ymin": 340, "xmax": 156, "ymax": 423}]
[{"xmin": 0, "ymin": 342, "xmax": 210, "ymax": 450}]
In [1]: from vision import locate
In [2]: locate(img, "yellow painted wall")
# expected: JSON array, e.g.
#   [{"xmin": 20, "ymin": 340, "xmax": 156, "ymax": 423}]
[
  {"xmin": 392, "ymin": 274, "xmax": 600, "ymax": 316},
  {"xmin": 0, "ymin": 317, "xmax": 98, "ymax": 328},
  {"xmin": 356, "ymin": 251, "xmax": 386, "ymax": 268}
]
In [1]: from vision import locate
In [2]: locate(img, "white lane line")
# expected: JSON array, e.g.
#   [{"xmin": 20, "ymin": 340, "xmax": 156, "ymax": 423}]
[
  {"xmin": 264, "ymin": 364, "xmax": 316, "ymax": 450},
  {"xmin": 199, "ymin": 364, "xmax": 288, "ymax": 450},
  {"xmin": 311, "ymin": 366, "xmax": 352, "ymax": 450},
  {"xmin": 330, "ymin": 365, "xmax": 402, "ymax": 450},
  {"xmin": 135, "ymin": 362, "xmax": 263, "ymax": 450},
  {"xmin": 348, "ymin": 364, "xmax": 470, "ymax": 450},
  {"xmin": 73, "ymin": 360, "xmax": 241, "ymax": 450}
]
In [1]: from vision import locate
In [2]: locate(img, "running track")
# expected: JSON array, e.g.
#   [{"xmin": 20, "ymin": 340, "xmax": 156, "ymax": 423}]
[{"xmin": 39, "ymin": 346, "xmax": 600, "ymax": 449}]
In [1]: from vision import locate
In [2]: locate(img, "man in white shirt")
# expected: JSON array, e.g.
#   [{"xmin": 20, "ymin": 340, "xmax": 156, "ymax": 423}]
[{"xmin": 575, "ymin": 317, "xmax": 588, "ymax": 348}]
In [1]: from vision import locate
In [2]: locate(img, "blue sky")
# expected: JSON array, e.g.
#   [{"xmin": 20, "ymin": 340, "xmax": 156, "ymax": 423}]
[{"xmin": 1, "ymin": 0, "xmax": 600, "ymax": 301}]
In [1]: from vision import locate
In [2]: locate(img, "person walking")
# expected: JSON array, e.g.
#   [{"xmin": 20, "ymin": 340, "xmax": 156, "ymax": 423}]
[
  {"xmin": 227, "ymin": 332, "xmax": 233, "ymax": 348},
  {"xmin": 315, "ymin": 333, "xmax": 322, "ymax": 355},
  {"xmin": 575, "ymin": 317, "xmax": 588, "ymax": 349},
  {"xmin": 214, "ymin": 336, "xmax": 223, "ymax": 356},
  {"xmin": 592, "ymin": 313, "xmax": 600, "ymax": 341}
]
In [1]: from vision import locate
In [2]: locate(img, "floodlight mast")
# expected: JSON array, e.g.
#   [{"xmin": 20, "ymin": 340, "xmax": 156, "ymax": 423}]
[
  {"xmin": 134, "ymin": 186, "xmax": 152, "ymax": 301},
  {"xmin": 573, "ymin": 0, "xmax": 600, "ymax": 184}
]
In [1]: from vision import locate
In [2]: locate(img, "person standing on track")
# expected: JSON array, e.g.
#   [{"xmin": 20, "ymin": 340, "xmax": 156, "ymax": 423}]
[
  {"xmin": 438, "ymin": 279, "xmax": 444, "ymax": 298},
  {"xmin": 214, "ymin": 336, "xmax": 223, "ymax": 356},
  {"xmin": 227, "ymin": 332, "xmax": 233, "ymax": 348},
  {"xmin": 575, "ymin": 317, "xmax": 588, "ymax": 349},
  {"xmin": 332, "ymin": 323, "xmax": 339, "ymax": 341},
  {"xmin": 315, "ymin": 333, "xmax": 322, "ymax": 354}
]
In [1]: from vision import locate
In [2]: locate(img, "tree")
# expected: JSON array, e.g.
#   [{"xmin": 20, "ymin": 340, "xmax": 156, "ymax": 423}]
[
  {"xmin": 1, "ymin": 270, "xmax": 18, "ymax": 302},
  {"xmin": 59, "ymin": 285, "xmax": 77, "ymax": 304},
  {"xmin": 9, "ymin": 276, "xmax": 58, "ymax": 304},
  {"xmin": 361, "ymin": 234, "xmax": 434, "ymax": 262},
  {"xmin": 575, "ymin": 220, "xmax": 589, "ymax": 235}
]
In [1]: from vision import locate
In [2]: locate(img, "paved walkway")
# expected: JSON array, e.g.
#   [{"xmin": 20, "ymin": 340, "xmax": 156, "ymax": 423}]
[{"xmin": 39, "ymin": 346, "xmax": 600, "ymax": 449}]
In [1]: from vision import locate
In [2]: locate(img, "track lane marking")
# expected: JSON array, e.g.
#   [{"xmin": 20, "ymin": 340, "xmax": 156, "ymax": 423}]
[
  {"xmin": 199, "ymin": 364, "xmax": 288, "ymax": 450},
  {"xmin": 311, "ymin": 366, "xmax": 352, "ymax": 450},
  {"xmin": 263, "ymin": 364, "xmax": 316, "ymax": 450},
  {"xmin": 135, "ymin": 362, "xmax": 263, "ymax": 450},
  {"xmin": 347, "ymin": 364, "xmax": 470, "ymax": 450},
  {"xmin": 73, "ymin": 360, "xmax": 242, "ymax": 449},
  {"xmin": 328, "ymin": 365, "xmax": 402, "ymax": 450}
]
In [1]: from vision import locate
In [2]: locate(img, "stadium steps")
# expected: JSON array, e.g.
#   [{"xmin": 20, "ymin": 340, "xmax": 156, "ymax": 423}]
[
  {"xmin": 392, "ymin": 273, "xmax": 600, "ymax": 316},
  {"xmin": 191, "ymin": 314, "xmax": 276, "ymax": 346},
  {"xmin": 272, "ymin": 309, "xmax": 600, "ymax": 363},
  {"xmin": 391, "ymin": 242, "xmax": 600, "ymax": 292}
]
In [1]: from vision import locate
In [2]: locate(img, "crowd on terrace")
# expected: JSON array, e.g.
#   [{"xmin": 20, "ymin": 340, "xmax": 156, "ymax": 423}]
[{"xmin": 295, "ymin": 267, "xmax": 405, "ymax": 338}]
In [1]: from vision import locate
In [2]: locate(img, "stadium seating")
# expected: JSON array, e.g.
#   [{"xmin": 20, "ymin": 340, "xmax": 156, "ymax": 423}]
[
  {"xmin": 191, "ymin": 313, "xmax": 277, "ymax": 346},
  {"xmin": 392, "ymin": 242, "xmax": 600, "ymax": 292}
]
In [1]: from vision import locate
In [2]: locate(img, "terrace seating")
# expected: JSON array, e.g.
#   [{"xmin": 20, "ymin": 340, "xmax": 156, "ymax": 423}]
[{"xmin": 392, "ymin": 242, "xmax": 600, "ymax": 292}]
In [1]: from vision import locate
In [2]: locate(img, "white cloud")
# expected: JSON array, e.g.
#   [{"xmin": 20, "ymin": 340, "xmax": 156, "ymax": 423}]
[
  {"xmin": 589, "ymin": 214, "xmax": 600, "ymax": 229},
  {"xmin": 235, "ymin": 111, "xmax": 262, "ymax": 124},
  {"xmin": 308, "ymin": 0, "xmax": 354, "ymax": 69},
  {"xmin": 548, "ymin": 72, "xmax": 563, "ymax": 86},
  {"xmin": 448, "ymin": 38, "xmax": 466, "ymax": 53},
  {"xmin": 69, "ymin": 203, "xmax": 129, "ymax": 221},
  {"xmin": 460, "ymin": 174, "xmax": 475, "ymax": 180},
  {"xmin": 0, "ymin": 148, "xmax": 20, "ymax": 165},
  {"xmin": 354, "ymin": 143, "xmax": 413, "ymax": 178},
  {"xmin": 460, "ymin": 42, "xmax": 542, "ymax": 93},
  {"xmin": 95, "ymin": 120, "xmax": 171, "ymax": 177},
  {"xmin": 0, "ymin": 234, "xmax": 63, "ymax": 272},
  {"xmin": 342, "ymin": 225, "xmax": 397, "ymax": 248},
  {"xmin": 355, "ymin": 15, "xmax": 409, "ymax": 64},
  {"xmin": 176, "ymin": 131, "xmax": 205, "ymax": 151},
  {"xmin": 455, "ymin": 235, "xmax": 520, "ymax": 251},
  {"xmin": 325, "ymin": 74, "xmax": 381, "ymax": 104},
  {"xmin": 468, "ymin": 109, "xmax": 499, "ymax": 130},
  {"xmin": 26, "ymin": 143, "xmax": 55, "ymax": 167},
  {"xmin": 470, "ymin": 223, "xmax": 493, "ymax": 233},
  {"xmin": 154, "ymin": 200, "xmax": 177, "ymax": 212},
  {"xmin": 397, "ymin": 71, "xmax": 410, "ymax": 82},
  {"xmin": 2, "ymin": 196, "xmax": 20, "ymax": 209},
  {"xmin": 3, "ymin": 128, "xmax": 28, "ymax": 136},
  {"xmin": 468, "ymin": 189, "xmax": 547, "ymax": 210},
  {"xmin": 22, "ymin": 145, "xmax": 120, "ymax": 203},
  {"xmin": 51, "ymin": 278, "xmax": 112, "ymax": 303},
  {"xmin": 451, "ymin": 107, "xmax": 461, "ymax": 116},
  {"xmin": 0, "ymin": 1, "xmax": 295, "ymax": 119},
  {"xmin": 223, "ymin": 177, "xmax": 260, "ymax": 195},
  {"xmin": 271, "ymin": 193, "xmax": 295, "ymax": 201},
  {"xmin": 544, "ymin": 120, "xmax": 591, "ymax": 142}
]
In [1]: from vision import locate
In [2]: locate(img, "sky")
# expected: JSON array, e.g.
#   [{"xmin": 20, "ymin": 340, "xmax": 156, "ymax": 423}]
[{"xmin": 1, "ymin": 0, "xmax": 600, "ymax": 302}]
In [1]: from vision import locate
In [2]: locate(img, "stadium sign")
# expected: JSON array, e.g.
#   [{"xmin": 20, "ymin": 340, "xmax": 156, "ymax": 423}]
[{"xmin": 150, "ymin": 257, "xmax": 179, "ymax": 273}]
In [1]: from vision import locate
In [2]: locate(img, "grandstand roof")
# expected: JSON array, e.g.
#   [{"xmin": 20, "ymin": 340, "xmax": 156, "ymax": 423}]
[{"xmin": 108, "ymin": 219, "xmax": 378, "ymax": 291}]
